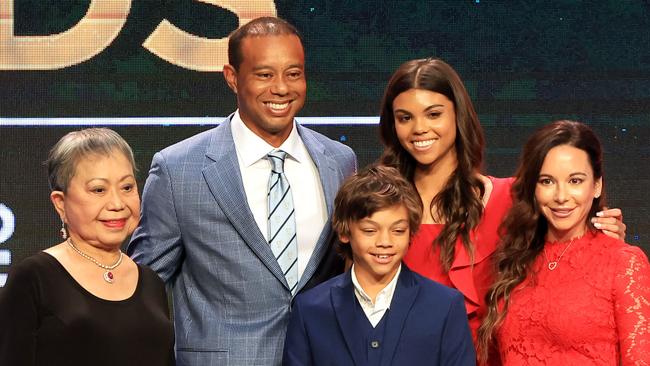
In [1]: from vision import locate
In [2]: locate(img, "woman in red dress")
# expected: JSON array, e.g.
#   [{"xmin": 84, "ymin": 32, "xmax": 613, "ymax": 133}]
[
  {"xmin": 377, "ymin": 58, "xmax": 626, "ymax": 348},
  {"xmin": 478, "ymin": 120, "xmax": 650, "ymax": 365}
]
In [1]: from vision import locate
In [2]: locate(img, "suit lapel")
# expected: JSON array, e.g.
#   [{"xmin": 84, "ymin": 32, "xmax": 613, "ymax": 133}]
[
  {"xmin": 331, "ymin": 271, "xmax": 365, "ymax": 366},
  {"xmin": 296, "ymin": 124, "xmax": 340, "ymax": 290},
  {"xmin": 202, "ymin": 117, "xmax": 288, "ymax": 288},
  {"xmin": 380, "ymin": 266, "xmax": 420, "ymax": 366},
  {"xmin": 298, "ymin": 125, "xmax": 338, "ymax": 217}
]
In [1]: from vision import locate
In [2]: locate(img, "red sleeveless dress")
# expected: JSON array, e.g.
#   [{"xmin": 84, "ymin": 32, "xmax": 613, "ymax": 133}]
[{"xmin": 404, "ymin": 176, "xmax": 514, "ymax": 342}]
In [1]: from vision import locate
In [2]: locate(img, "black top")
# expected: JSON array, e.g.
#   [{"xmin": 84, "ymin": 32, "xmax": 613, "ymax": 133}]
[{"xmin": 0, "ymin": 252, "xmax": 175, "ymax": 366}]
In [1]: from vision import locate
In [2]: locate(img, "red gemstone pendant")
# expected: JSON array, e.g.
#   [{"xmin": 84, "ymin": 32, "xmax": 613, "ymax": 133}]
[{"xmin": 103, "ymin": 271, "xmax": 115, "ymax": 283}]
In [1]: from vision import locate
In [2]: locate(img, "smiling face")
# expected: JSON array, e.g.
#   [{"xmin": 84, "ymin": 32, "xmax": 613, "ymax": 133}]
[
  {"xmin": 339, "ymin": 204, "xmax": 410, "ymax": 288},
  {"xmin": 535, "ymin": 144, "xmax": 602, "ymax": 242},
  {"xmin": 51, "ymin": 151, "xmax": 140, "ymax": 250},
  {"xmin": 223, "ymin": 34, "xmax": 306, "ymax": 147},
  {"xmin": 393, "ymin": 88, "xmax": 458, "ymax": 174}
]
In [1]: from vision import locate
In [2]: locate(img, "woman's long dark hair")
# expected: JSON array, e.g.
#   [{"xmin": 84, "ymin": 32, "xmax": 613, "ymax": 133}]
[
  {"xmin": 477, "ymin": 120, "xmax": 606, "ymax": 362},
  {"xmin": 379, "ymin": 58, "xmax": 485, "ymax": 271}
]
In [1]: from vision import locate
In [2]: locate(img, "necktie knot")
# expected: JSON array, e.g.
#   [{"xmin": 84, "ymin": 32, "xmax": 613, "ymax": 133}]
[{"xmin": 268, "ymin": 150, "xmax": 287, "ymax": 174}]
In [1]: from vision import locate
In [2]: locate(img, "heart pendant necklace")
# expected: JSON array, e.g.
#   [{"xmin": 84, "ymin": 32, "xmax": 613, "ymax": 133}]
[{"xmin": 543, "ymin": 238, "xmax": 575, "ymax": 271}]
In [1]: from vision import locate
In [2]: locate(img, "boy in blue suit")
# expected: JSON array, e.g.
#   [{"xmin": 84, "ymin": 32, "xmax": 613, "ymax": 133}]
[{"xmin": 283, "ymin": 165, "xmax": 476, "ymax": 366}]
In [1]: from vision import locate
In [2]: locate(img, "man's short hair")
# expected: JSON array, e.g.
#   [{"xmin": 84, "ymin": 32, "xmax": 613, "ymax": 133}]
[
  {"xmin": 228, "ymin": 16, "xmax": 304, "ymax": 71},
  {"xmin": 332, "ymin": 164, "xmax": 423, "ymax": 259}
]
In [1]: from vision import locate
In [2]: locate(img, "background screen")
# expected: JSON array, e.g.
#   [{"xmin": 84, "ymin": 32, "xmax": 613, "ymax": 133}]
[{"xmin": 1, "ymin": 1, "xmax": 649, "ymax": 286}]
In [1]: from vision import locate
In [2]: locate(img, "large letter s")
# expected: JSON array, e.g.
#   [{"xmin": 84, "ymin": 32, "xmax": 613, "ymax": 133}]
[{"xmin": 143, "ymin": 0, "xmax": 276, "ymax": 72}]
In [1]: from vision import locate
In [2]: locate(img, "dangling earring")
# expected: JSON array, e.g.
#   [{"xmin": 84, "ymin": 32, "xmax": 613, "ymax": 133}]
[{"xmin": 60, "ymin": 219, "xmax": 68, "ymax": 239}]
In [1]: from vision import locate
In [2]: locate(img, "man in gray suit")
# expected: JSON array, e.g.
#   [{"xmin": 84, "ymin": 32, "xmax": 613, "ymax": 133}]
[{"xmin": 128, "ymin": 17, "xmax": 357, "ymax": 366}]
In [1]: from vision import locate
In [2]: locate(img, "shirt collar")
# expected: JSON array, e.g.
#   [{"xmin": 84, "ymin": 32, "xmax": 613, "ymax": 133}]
[
  {"xmin": 351, "ymin": 263, "xmax": 401, "ymax": 308},
  {"xmin": 230, "ymin": 110, "xmax": 306, "ymax": 167}
]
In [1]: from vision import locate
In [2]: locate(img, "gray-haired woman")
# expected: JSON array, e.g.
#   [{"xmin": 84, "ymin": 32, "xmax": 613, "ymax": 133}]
[{"xmin": 0, "ymin": 128, "xmax": 174, "ymax": 366}]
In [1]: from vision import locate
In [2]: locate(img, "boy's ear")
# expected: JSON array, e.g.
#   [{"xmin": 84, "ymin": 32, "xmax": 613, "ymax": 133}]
[{"xmin": 338, "ymin": 233, "xmax": 350, "ymax": 244}]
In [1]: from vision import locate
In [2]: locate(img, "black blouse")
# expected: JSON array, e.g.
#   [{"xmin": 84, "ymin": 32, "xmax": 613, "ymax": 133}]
[{"xmin": 0, "ymin": 252, "xmax": 175, "ymax": 365}]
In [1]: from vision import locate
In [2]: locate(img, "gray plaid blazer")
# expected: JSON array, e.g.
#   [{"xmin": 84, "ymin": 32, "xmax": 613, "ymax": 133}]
[{"xmin": 128, "ymin": 116, "xmax": 357, "ymax": 366}]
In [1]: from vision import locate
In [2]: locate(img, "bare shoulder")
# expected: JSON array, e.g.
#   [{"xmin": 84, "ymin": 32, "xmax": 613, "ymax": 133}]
[
  {"xmin": 42, "ymin": 242, "xmax": 68, "ymax": 259},
  {"xmin": 477, "ymin": 173, "xmax": 493, "ymax": 207}
]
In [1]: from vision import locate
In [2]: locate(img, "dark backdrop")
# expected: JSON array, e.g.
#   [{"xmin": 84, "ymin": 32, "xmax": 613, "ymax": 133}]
[{"xmin": 1, "ymin": 1, "xmax": 649, "ymax": 286}]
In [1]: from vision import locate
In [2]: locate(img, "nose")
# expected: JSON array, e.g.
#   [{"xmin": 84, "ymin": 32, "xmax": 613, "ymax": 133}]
[
  {"xmin": 554, "ymin": 183, "xmax": 568, "ymax": 203},
  {"xmin": 376, "ymin": 230, "xmax": 393, "ymax": 248},
  {"xmin": 412, "ymin": 116, "xmax": 428, "ymax": 134},
  {"xmin": 107, "ymin": 189, "xmax": 126, "ymax": 210},
  {"xmin": 270, "ymin": 75, "xmax": 289, "ymax": 95}
]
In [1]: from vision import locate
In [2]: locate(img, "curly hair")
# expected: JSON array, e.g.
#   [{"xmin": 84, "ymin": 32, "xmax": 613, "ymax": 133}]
[
  {"xmin": 477, "ymin": 120, "xmax": 606, "ymax": 362},
  {"xmin": 379, "ymin": 58, "xmax": 485, "ymax": 271}
]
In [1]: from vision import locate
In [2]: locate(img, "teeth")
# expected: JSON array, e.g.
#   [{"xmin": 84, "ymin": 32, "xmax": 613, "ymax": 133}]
[
  {"xmin": 267, "ymin": 102, "xmax": 289, "ymax": 110},
  {"xmin": 376, "ymin": 255, "xmax": 389, "ymax": 259},
  {"xmin": 413, "ymin": 140, "xmax": 434, "ymax": 148}
]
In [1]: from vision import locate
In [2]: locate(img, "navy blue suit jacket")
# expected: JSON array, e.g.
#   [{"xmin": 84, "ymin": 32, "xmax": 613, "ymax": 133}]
[{"xmin": 283, "ymin": 265, "xmax": 476, "ymax": 366}]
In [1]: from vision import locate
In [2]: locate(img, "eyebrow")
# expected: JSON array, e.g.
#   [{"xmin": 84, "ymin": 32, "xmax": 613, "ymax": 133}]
[
  {"xmin": 538, "ymin": 172, "xmax": 588, "ymax": 178},
  {"xmin": 359, "ymin": 218, "xmax": 409, "ymax": 225},
  {"xmin": 251, "ymin": 64, "xmax": 304, "ymax": 72},
  {"xmin": 85, "ymin": 174, "xmax": 135, "ymax": 184},
  {"xmin": 394, "ymin": 104, "xmax": 445, "ymax": 114}
]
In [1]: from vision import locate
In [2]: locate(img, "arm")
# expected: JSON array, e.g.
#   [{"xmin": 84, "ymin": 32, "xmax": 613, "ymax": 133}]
[
  {"xmin": 127, "ymin": 152, "xmax": 184, "ymax": 283},
  {"xmin": 282, "ymin": 299, "xmax": 314, "ymax": 366},
  {"xmin": 0, "ymin": 262, "xmax": 39, "ymax": 366},
  {"xmin": 440, "ymin": 292, "xmax": 477, "ymax": 366},
  {"xmin": 613, "ymin": 246, "xmax": 650, "ymax": 365},
  {"xmin": 592, "ymin": 208, "xmax": 626, "ymax": 240}
]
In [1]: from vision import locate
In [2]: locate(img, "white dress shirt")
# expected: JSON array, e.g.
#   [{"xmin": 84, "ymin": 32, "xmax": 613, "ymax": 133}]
[
  {"xmin": 230, "ymin": 111, "xmax": 328, "ymax": 280},
  {"xmin": 351, "ymin": 264, "xmax": 402, "ymax": 327}
]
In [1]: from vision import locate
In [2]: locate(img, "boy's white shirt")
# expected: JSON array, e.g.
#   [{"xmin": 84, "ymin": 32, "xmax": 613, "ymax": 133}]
[{"xmin": 351, "ymin": 264, "xmax": 402, "ymax": 327}]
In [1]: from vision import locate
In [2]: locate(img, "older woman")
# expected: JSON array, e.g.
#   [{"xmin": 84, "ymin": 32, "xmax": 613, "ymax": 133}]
[
  {"xmin": 0, "ymin": 128, "xmax": 174, "ymax": 365},
  {"xmin": 478, "ymin": 120, "xmax": 650, "ymax": 364}
]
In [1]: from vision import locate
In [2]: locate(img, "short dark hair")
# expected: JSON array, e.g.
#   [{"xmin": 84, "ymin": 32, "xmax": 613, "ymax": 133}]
[
  {"xmin": 332, "ymin": 165, "xmax": 423, "ymax": 259},
  {"xmin": 228, "ymin": 16, "xmax": 304, "ymax": 71}
]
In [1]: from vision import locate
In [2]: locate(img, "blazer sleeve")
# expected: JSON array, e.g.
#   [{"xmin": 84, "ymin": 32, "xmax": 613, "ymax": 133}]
[
  {"xmin": 0, "ymin": 261, "xmax": 39, "ymax": 366},
  {"xmin": 440, "ymin": 292, "xmax": 477, "ymax": 366},
  {"xmin": 127, "ymin": 151, "xmax": 183, "ymax": 283},
  {"xmin": 282, "ymin": 298, "xmax": 314, "ymax": 366},
  {"xmin": 340, "ymin": 143, "xmax": 357, "ymax": 176}
]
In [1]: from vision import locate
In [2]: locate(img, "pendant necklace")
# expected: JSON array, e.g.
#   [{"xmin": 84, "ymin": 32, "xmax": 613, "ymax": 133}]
[
  {"xmin": 67, "ymin": 238, "xmax": 123, "ymax": 283},
  {"xmin": 543, "ymin": 238, "xmax": 575, "ymax": 271}
]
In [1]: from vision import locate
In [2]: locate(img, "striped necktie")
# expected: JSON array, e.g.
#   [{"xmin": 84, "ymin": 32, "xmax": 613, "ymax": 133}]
[{"xmin": 267, "ymin": 149, "xmax": 298, "ymax": 294}]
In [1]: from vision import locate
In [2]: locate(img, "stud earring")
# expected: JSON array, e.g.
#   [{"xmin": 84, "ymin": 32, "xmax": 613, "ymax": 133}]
[{"xmin": 60, "ymin": 219, "xmax": 68, "ymax": 239}]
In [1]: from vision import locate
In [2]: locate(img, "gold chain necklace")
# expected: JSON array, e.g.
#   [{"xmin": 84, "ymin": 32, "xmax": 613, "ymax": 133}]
[
  {"xmin": 67, "ymin": 238, "xmax": 123, "ymax": 283},
  {"xmin": 543, "ymin": 238, "xmax": 575, "ymax": 271}
]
